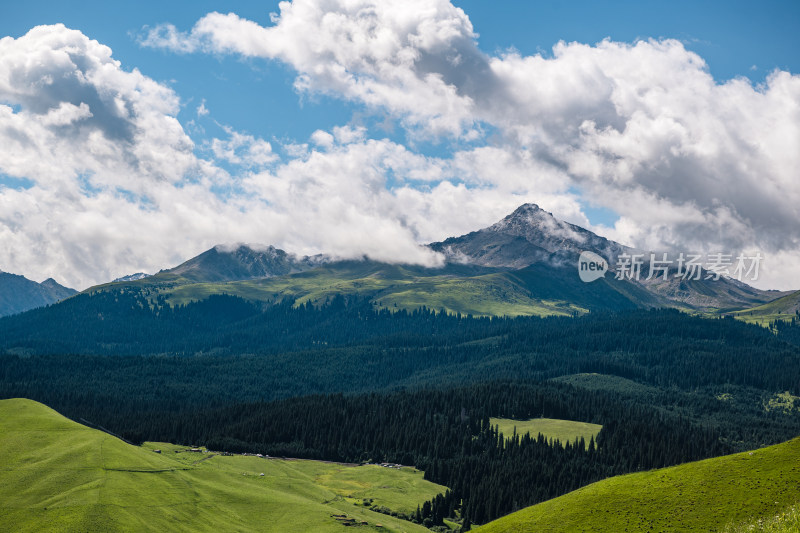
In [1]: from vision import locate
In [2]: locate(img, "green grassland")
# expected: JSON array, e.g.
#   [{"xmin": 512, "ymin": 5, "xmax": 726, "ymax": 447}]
[
  {"xmin": 490, "ymin": 417, "xmax": 602, "ymax": 449},
  {"xmin": 154, "ymin": 262, "xmax": 588, "ymax": 317},
  {"xmin": 475, "ymin": 435, "xmax": 800, "ymax": 533},
  {"xmin": 90, "ymin": 259, "xmax": 670, "ymax": 318},
  {"xmin": 724, "ymin": 503, "xmax": 800, "ymax": 532},
  {"xmin": 0, "ymin": 398, "xmax": 446, "ymax": 532},
  {"xmin": 731, "ymin": 290, "xmax": 800, "ymax": 326}
]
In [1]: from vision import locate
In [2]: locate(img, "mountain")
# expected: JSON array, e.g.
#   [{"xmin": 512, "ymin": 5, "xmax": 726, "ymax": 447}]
[
  {"xmin": 476, "ymin": 436, "xmax": 800, "ymax": 533},
  {"xmin": 152, "ymin": 244, "xmax": 325, "ymax": 284},
  {"xmin": 430, "ymin": 203, "xmax": 787, "ymax": 313},
  {"xmin": 152, "ymin": 259, "xmax": 660, "ymax": 317},
  {"xmin": 0, "ymin": 271, "xmax": 76, "ymax": 317},
  {"xmin": 80, "ymin": 204, "xmax": 789, "ymax": 317},
  {"xmin": 430, "ymin": 203, "xmax": 631, "ymax": 268},
  {"xmin": 112, "ymin": 272, "xmax": 151, "ymax": 282}
]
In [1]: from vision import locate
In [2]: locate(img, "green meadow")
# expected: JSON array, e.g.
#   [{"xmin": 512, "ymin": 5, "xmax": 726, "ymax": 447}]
[
  {"xmin": 489, "ymin": 417, "xmax": 602, "ymax": 449},
  {"xmin": 158, "ymin": 262, "xmax": 586, "ymax": 318},
  {"xmin": 0, "ymin": 398, "xmax": 446, "ymax": 532},
  {"xmin": 731, "ymin": 290, "xmax": 800, "ymax": 326},
  {"xmin": 476, "ymin": 435, "xmax": 800, "ymax": 532}
]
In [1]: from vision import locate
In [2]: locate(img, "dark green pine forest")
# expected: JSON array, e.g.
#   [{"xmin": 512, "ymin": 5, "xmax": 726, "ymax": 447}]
[{"xmin": 1, "ymin": 289, "xmax": 800, "ymax": 527}]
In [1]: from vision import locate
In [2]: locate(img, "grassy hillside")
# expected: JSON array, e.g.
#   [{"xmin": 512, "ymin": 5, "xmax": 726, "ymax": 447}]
[
  {"xmin": 114, "ymin": 260, "xmax": 665, "ymax": 318},
  {"xmin": 733, "ymin": 290, "xmax": 800, "ymax": 325},
  {"xmin": 87, "ymin": 251, "xmax": 788, "ymax": 319},
  {"xmin": 724, "ymin": 503, "xmax": 800, "ymax": 532},
  {"xmin": 158, "ymin": 261, "xmax": 590, "ymax": 317},
  {"xmin": 490, "ymin": 417, "xmax": 602, "ymax": 449},
  {"xmin": 0, "ymin": 398, "xmax": 445, "ymax": 532},
  {"xmin": 476, "ymin": 436, "xmax": 800, "ymax": 533}
]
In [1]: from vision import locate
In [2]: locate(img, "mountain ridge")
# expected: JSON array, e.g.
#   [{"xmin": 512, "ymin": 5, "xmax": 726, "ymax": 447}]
[
  {"xmin": 75, "ymin": 203, "xmax": 793, "ymax": 316},
  {"xmin": 0, "ymin": 271, "xmax": 76, "ymax": 317},
  {"xmin": 153, "ymin": 243, "xmax": 327, "ymax": 284}
]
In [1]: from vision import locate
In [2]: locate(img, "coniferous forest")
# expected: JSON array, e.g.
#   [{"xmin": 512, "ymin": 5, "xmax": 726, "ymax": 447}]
[{"xmin": 1, "ymin": 290, "xmax": 800, "ymax": 526}]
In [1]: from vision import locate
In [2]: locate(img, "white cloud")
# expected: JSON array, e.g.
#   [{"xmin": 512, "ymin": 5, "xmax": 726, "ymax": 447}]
[
  {"xmin": 140, "ymin": 2, "xmax": 483, "ymax": 138},
  {"xmin": 208, "ymin": 127, "xmax": 278, "ymax": 169},
  {"xmin": 0, "ymin": 24, "xmax": 197, "ymax": 190},
  {"xmin": 310, "ymin": 129, "xmax": 334, "ymax": 149},
  {"xmin": 242, "ymin": 137, "xmax": 449, "ymax": 262}
]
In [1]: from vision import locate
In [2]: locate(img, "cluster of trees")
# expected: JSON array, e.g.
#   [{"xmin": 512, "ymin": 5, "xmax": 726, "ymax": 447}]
[
  {"xmin": 771, "ymin": 311, "xmax": 800, "ymax": 345},
  {"xmin": 0, "ymin": 290, "xmax": 509, "ymax": 356}
]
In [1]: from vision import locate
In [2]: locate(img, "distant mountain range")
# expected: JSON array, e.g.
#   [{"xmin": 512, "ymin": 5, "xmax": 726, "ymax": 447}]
[
  {"xmin": 0, "ymin": 272, "xmax": 76, "ymax": 317},
  {"xmin": 1, "ymin": 204, "xmax": 793, "ymax": 320},
  {"xmin": 81, "ymin": 203, "xmax": 791, "ymax": 318}
]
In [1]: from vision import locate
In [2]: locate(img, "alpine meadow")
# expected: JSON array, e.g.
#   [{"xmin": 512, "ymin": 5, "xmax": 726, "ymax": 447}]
[{"xmin": 1, "ymin": 1, "xmax": 799, "ymax": 532}]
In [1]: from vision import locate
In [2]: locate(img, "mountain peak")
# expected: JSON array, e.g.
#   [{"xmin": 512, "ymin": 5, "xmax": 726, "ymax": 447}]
[
  {"xmin": 40, "ymin": 277, "xmax": 58, "ymax": 287},
  {"xmin": 431, "ymin": 202, "xmax": 630, "ymax": 270},
  {"xmin": 155, "ymin": 243, "xmax": 325, "ymax": 284},
  {"xmin": 499, "ymin": 203, "xmax": 550, "ymax": 224},
  {"xmin": 0, "ymin": 273, "xmax": 76, "ymax": 317},
  {"xmin": 111, "ymin": 273, "xmax": 151, "ymax": 283},
  {"xmin": 510, "ymin": 203, "xmax": 545, "ymax": 215},
  {"xmin": 490, "ymin": 203, "xmax": 575, "ymax": 236}
]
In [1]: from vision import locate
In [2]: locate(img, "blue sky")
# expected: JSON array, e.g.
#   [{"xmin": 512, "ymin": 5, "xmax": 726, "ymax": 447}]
[{"xmin": 1, "ymin": 1, "xmax": 799, "ymax": 289}]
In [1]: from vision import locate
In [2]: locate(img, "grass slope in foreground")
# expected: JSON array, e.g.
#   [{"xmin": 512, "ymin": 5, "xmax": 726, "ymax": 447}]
[
  {"xmin": 490, "ymin": 417, "xmax": 602, "ymax": 449},
  {"xmin": 724, "ymin": 503, "xmax": 800, "ymax": 532},
  {"xmin": 0, "ymin": 398, "xmax": 445, "ymax": 532},
  {"xmin": 476, "ymin": 436, "xmax": 800, "ymax": 533}
]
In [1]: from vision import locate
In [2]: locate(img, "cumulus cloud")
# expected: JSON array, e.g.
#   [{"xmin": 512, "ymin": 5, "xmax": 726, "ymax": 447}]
[
  {"xmin": 140, "ymin": 1, "xmax": 485, "ymax": 138},
  {"xmin": 0, "ymin": 24, "xmax": 197, "ymax": 190},
  {"xmin": 208, "ymin": 127, "xmax": 278, "ymax": 169},
  {"xmin": 521, "ymin": 41, "xmax": 800, "ymax": 256},
  {"xmin": 0, "ymin": 24, "xmax": 222, "ymax": 288}
]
